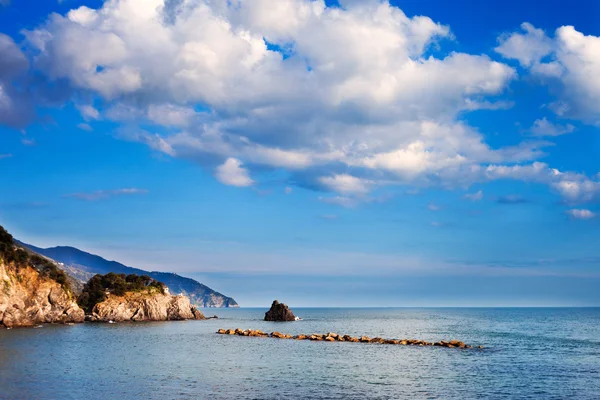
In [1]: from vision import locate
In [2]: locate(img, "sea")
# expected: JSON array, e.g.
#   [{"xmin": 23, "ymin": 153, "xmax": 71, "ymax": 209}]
[{"xmin": 1, "ymin": 308, "xmax": 599, "ymax": 399}]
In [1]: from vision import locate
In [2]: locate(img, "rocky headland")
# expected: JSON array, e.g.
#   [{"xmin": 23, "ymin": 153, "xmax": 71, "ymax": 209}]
[
  {"xmin": 79, "ymin": 272, "xmax": 205, "ymax": 322},
  {"xmin": 264, "ymin": 300, "xmax": 296, "ymax": 321},
  {"xmin": 87, "ymin": 291, "xmax": 205, "ymax": 322},
  {"xmin": 0, "ymin": 227, "xmax": 84, "ymax": 328}
]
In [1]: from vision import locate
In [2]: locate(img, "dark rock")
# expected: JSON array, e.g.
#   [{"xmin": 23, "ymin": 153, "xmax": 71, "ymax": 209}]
[{"xmin": 264, "ymin": 300, "xmax": 296, "ymax": 321}]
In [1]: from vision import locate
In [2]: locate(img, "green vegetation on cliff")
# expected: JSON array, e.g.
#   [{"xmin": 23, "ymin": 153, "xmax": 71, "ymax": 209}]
[
  {"xmin": 77, "ymin": 273, "xmax": 165, "ymax": 313},
  {"xmin": 0, "ymin": 225, "xmax": 71, "ymax": 292}
]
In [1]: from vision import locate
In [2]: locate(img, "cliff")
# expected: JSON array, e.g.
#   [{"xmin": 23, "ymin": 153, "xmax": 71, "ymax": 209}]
[
  {"xmin": 88, "ymin": 292, "xmax": 205, "ymax": 322},
  {"xmin": 19, "ymin": 242, "xmax": 239, "ymax": 308},
  {"xmin": 0, "ymin": 259, "xmax": 84, "ymax": 328}
]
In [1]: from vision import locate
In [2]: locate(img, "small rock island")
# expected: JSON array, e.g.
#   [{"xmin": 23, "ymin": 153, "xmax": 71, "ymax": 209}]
[{"xmin": 264, "ymin": 300, "xmax": 296, "ymax": 321}]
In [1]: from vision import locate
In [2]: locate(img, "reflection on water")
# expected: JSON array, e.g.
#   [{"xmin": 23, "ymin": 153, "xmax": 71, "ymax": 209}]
[{"xmin": 1, "ymin": 308, "xmax": 599, "ymax": 399}]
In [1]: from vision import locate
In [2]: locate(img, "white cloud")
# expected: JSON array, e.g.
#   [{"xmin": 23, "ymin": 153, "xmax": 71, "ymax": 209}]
[
  {"xmin": 484, "ymin": 162, "xmax": 600, "ymax": 203},
  {"xmin": 284, "ymin": 187, "xmax": 293, "ymax": 194},
  {"xmin": 529, "ymin": 117, "xmax": 574, "ymax": 137},
  {"xmin": 497, "ymin": 24, "xmax": 600, "ymax": 125},
  {"xmin": 566, "ymin": 209, "xmax": 596, "ymax": 220},
  {"xmin": 77, "ymin": 104, "xmax": 100, "ymax": 120},
  {"xmin": 495, "ymin": 23, "xmax": 553, "ymax": 67},
  {"xmin": 215, "ymin": 157, "xmax": 254, "ymax": 187},
  {"xmin": 147, "ymin": 104, "xmax": 197, "ymax": 128},
  {"xmin": 0, "ymin": 153, "xmax": 12, "ymax": 159},
  {"xmin": 17, "ymin": 1, "xmax": 599, "ymax": 206},
  {"xmin": 318, "ymin": 174, "xmax": 372, "ymax": 195},
  {"xmin": 463, "ymin": 190, "xmax": 483, "ymax": 201},
  {"xmin": 77, "ymin": 123, "xmax": 92, "ymax": 131}
]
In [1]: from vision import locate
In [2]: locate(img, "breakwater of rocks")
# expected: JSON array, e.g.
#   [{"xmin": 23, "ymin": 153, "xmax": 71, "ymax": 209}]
[{"xmin": 217, "ymin": 328, "xmax": 481, "ymax": 349}]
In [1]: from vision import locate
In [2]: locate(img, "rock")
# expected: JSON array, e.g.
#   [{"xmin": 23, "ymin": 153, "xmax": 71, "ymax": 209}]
[
  {"xmin": 1, "ymin": 261, "xmax": 84, "ymax": 328},
  {"xmin": 264, "ymin": 300, "xmax": 296, "ymax": 321},
  {"xmin": 212, "ymin": 328, "xmax": 477, "ymax": 349},
  {"xmin": 89, "ymin": 292, "xmax": 205, "ymax": 322}
]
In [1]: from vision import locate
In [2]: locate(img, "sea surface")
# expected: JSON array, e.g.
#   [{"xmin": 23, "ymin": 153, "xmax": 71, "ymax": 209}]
[{"xmin": 1, "ymin": 308, "xmax": 599, "ymax": 399}]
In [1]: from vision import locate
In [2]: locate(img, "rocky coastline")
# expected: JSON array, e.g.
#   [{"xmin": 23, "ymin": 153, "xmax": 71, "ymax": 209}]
[
  {"xmin": 0, "ymin": 261, "xmax": 85, "ymax": 328},
  {"xmin": 217, "ymin": 329, "xmax": 481, "ymax": 349},
  {"xmin": 87, "ymin": 292, "xmax": 205, "ymax": 322}
]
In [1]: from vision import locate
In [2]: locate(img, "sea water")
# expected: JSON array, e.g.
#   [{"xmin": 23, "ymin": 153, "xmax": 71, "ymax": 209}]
[{"xmin": 1, "ymin": 308, "xmax": 599, "ymax": 399}]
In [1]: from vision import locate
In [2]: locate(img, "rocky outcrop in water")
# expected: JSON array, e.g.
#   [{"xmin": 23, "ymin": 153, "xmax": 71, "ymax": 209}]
[
  {"xmin": 264, "ymin": 300, "xmax": 296, "ymax": 321},
  {"xmin": 88, "ymin": 292, "xmax": 205, "ymax": 322},
  {"xmin": 0, "ymin": 261, "xmax": 84, "ymax": 328},
  {"xmin": 216, "ymin": 329, "xmax": 481, "ymax": 349}
]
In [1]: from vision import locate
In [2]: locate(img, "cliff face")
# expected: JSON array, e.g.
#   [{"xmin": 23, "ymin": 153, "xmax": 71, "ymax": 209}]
[
  {"xmin": 0, "ymin": 261, "xmax": 84, "ymax": 328},
  {"xmin": 88, "ymin": 292, "xmax": 206, "ymax": 322}
]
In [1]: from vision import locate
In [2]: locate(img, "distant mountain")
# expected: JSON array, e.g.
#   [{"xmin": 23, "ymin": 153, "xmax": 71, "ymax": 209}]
[{"xmin": 17, "ymin": 241, "xmax": 238, "ymax": 308}]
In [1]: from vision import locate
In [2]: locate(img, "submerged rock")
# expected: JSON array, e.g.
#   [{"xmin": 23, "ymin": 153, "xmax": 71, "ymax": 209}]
[{"xmin": 264, "ymin": 300, "xmax": 296, "ymax": 322}]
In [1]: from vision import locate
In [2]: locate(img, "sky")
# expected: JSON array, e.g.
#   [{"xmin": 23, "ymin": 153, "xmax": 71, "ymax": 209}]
[{"xmin": 1, "ymin": 0, "xmax": 599, "ymax": 307}]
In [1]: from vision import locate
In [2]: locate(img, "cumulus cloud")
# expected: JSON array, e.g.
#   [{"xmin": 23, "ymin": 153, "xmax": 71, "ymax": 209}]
[
  {"xmin": 484, "ymin": 162, "xmax": 600, "ymax": 203},
  {"xmin": 12, "ymin": 1, "xmax": 598, "ymax": 207},
  {"xmin": 318, "ymin": 174, "xmax": 372, "ymax": 195},
  {"xmin": 565, "ymin": 209, "xmax": 596, "ymax": 220},
  {"xmin": 64, "ymin": 188, "xmax": 149, "ymax": 201},
  {"xmin": 529, "ymin": 117, "xmax": 574, "ymax": 137},
  {"xmin": 215, "ymin": 157, "xmax": 254, "ymax": 187},
  {"xmin": 497, "ymin": 24, "xmax": 600, "ymax": 125}
]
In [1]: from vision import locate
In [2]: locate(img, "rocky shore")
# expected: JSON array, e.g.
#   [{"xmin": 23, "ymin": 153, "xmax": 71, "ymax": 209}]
[
  {"xmin": 217, "ymin": 329, "xmax": 481, "ymax": 349},
  {"xmin": 88, "ymin": 292, "xmax": 205, "ymax": 322},
  {"xmin": 1, "ymin": 261, "xmax": 84, "ymax": 328}
]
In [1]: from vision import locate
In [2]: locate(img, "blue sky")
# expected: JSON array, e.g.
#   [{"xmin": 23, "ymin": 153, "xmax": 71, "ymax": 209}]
[{"xmin": 1, "ymin": 0, "xmax": 599, "ymax": 306}]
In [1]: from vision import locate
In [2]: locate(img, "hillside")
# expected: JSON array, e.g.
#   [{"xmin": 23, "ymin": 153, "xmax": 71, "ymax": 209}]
[{"xmin": 18, "ymin": 242, "xmax": 238, "ymax": 308}]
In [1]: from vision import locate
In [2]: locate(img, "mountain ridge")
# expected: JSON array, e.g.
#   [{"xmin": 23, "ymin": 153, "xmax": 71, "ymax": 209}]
[{"xmin": 17, "ymin": 241, "xmax": 238, "ymax": 308}]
